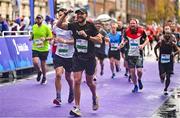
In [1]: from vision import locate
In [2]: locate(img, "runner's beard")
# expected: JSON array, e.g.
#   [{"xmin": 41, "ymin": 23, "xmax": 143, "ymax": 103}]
[
  {"xmin": 78, "ymin": 17, "xmax": 86, "ymax": 24},
  {"xmin": 130, "ymin": 27, "xmax": 137, "ymax": 34},
  {"xmin": 164, "ymin": 34, "xmax": 171, "ymax": 42}
]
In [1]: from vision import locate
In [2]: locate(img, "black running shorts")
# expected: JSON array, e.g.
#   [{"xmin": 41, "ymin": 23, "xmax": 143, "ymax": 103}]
[
  {"xmin": 72, "ymin": 55, "xmax": 96, "ymax": 76},
  {"xmin": 32, "ymin": 50, "xmax": 49, "ymax": 61},
  {"xmin": 128, "ymin": 56, "xmax": 143, "ymax": 68},
  {"xmin": 95, "ymin": 52, "xmax": 106, "ymax": 60},
  {"xmin": 108, "ymin": 51, "xmax": 120, "ymax": 60},
  {"xmin": 53, "ymin": 55, "xmax": 73, "ymax": 72},
  {"xmin": 158, "ymin": 62, "xmax": 171, "ymax": 76}
]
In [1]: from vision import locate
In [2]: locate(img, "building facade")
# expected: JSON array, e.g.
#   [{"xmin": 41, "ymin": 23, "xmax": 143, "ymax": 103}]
[
  {"xmin": 0, "ymin": 0, "xmax": 49, "ymax": 20},
  {"xmin": 88, "ymin": 0, "xmax": 127, "ymax": 22},
  {"xmin": 0, "ymin": 0, "xmax": 155, "ymax": 23},
  {"xmin": 126, "ymin": 0, "xmax": 146, "ymax": 22}
]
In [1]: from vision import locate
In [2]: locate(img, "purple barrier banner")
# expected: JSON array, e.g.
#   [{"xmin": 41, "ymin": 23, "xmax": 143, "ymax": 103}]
[
  {"xmin": 0, "ymin": 37, "xmax": 15, "ymax": 72},
  {"xmin": 5, "ymin": 36, "xmax": 33, "ymax": 69}
]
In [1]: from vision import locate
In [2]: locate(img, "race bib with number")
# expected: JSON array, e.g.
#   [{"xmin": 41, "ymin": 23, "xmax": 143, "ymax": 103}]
[
  {"xmin": 34, "ymin": 39, "xmax": 44, "ymax": 48},
  {"xmin": 130, "ymin": 40, "xmax": 139, "ymax": 49},
  {"xmin": 161, "ymin": 54, "xmax": 170, "ymax": 63},
  {"xmin": 95, "ymin": 43, "xmax": 101, "ymax": 48},
  {"xmin": 110, "ymin": 43, "xmax": 118, "ymax": 51},
  {"xmin": 56, "ymin": 43, "xmax": 68, "ymax": 55},
  {"xmin": 76, "ymin": 39, "xmax": 88, "ymax": 53},
  {"xmin": 128, "ymin": 39, "xmax": 140, "ymax": 56}
]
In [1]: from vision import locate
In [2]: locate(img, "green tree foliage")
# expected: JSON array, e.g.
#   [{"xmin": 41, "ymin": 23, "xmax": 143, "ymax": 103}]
[{"xmin": 146, "ymin": 0, "xmax": 175, "ymax": 24}]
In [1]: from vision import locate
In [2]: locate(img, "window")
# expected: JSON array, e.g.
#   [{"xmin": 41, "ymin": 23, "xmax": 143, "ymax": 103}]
[
  {"xmin": 40, "ymin": 7, "xmax": 42, "ymax": 12},
  {"xmin": 120, "ymin": 0, "xmax": 122, "ymax": 8}
]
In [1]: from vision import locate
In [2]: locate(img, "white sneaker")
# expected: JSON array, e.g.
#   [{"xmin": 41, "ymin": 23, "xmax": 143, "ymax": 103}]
[{"xmin": 70, "ymin": 106, "xmax": 81, "ymax": 117}]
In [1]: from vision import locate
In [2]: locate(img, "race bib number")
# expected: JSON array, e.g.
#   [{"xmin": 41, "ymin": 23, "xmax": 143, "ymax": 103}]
[
  {"xmin": 76, "ymin": 39, "xmax": 88, "ymax": 53},
  {"xmin": 128, "ymin": 39, "xmax": 140, "ymax": 56},
  {"xmin": 110, "ymin": 43, "xmax": 118, "ymax": 51},
  {"xmin": 161, "ymin": 54, "xmax": 170, "ymax": 63},
  {"xmin": 57, "ymin": 43, "xmax": 68, "ymax": 55},
  {"xmin": 129, "ymin": 40, "xmax": 139, "ymax": 49},
  {"xmin": 95, "ymin": 43, "xmax": 101, "ymax": 48},
  {"xmin": 34, "ymin": 39, "xmax": 44, "ymax": 48}
]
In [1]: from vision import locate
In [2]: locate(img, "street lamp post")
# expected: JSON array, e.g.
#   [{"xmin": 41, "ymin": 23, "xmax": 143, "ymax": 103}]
[
  {"xmin": 54, "ymin": 0, "xmax": 57, "ymax": 15},
  {"xmin": 94, "ymin": 0, "xmax": 96, "ymax": 17},
  {"xmin": 103, "ymin": 0, "xmax": 106, "ymax": 13},
  {"xmin": 175, "ymin": 0, "xmax": 179, "ymax": 22}
]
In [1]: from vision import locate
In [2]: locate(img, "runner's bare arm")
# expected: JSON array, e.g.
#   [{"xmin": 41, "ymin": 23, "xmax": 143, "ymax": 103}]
[
  {"xmin": 154, "ymin": 42, "xmax": 160, "ymax": 60},
  {"xmin": 64, "ymin": 39, "xmax": 74, "ymax": 45},
  {"xmin": 139, "ymin": 37, "xmax": 149, "ymax": 50},
  {"xmin": 173, "ymin": 44, "xmax": 180, "ymax": 56},
  {"xmin": 45, "ymin": 37, "xmax": 53, "ymax": 41},
  {"xmin": 89, "ymin": 33, "xmax": 102, "ymax": 44},
  {"xmin": 56, "ymin": 14, "xmax": 68, "ymax": 30},
  {"xmin": 39, "ymin": 36, "xmax": 53, "ymax": 41},
  {"xmin": 119, "ymin": 38, "xmax": 127, "ymax": 48},
  {"xmin": 56, "ymin": 10, "xmax": 72, "ymax": 30},
  {"xmin": 77, "ymin": 30, "xmax": 102, "ymax": 43},
  {"xmin": 104, "ymin": 36, "xmax": 110, "ymax": 43},
  {"xmin": 54, "ymin": 37, "xmax": 74, "ymax": 45}
]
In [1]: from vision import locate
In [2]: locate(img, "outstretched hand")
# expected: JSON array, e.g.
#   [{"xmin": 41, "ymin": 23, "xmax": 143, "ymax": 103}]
[{"xmin": 64, "ymin": 9, "xmax": 73, "ymax": 15}]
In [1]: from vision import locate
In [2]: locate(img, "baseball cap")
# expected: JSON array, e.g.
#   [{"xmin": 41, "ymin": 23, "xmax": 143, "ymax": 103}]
[
  {"xmin": 58, "ymin": 8, "xmax": 67, "ymax": 12},
  {"xmin": 36, "ymin": 14, "xmax": 43, "ymax": 19},
  {"xmin": 75, "ymin": 8, "xmax": 87, "ymax": 14},
  {"xmin": 94, "ymin": 20, "xmax": 102, "ymax": 25}
]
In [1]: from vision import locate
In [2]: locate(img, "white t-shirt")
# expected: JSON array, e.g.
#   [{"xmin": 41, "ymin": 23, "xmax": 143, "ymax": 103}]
[{"xmin": 53, "ymin": 26, "xmax": 74, "ymax": 58}]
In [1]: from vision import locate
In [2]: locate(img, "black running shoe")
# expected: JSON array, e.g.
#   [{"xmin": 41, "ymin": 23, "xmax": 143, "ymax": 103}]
[
  {"xmin": 100, "ymin": 71, "xmax": 103, "ymax": 76},
  {"xmin": 164, "ymin": 90, "xmax": 168, "ymax": 96},
  {"xmin": 124, "ymin": 73, "xmax": 128, "ymax": 77},
  {"xmin": 132, "ymin": 85, "xmax": 138, "ymax": 93},
  {"xmin": 93, "ymin": 76, "xmax": 97, "ymax": 81},
  {"xmin": 111, "ymin": 73, "xmax": 115, "ymax": 79},
  {"xmin": 41, "ymin": 76, "xmax": 47, "ymax": 84},
  {"xmin": 128, "ymin": 75, "xmax": 131, "ymax": 82},
  {"xmin": 36, "ymin": 71, "xmax": 42, "ymax": 82},
  {"xmin": 138, "ymin": 80, "xmax": 143, "ymax": 90}
]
